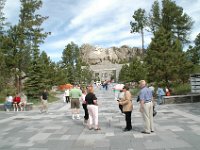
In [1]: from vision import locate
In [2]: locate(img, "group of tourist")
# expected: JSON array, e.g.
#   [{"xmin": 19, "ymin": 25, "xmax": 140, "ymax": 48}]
[
  {"xmin": 4, "ymin": 93, "xmax": 27, "ymax": 112},
  {"xmin": 116, "ymin": 80, "xmax": 154, "ymax": 133},
  {"xmin": 67, "ymin": 84, "xmax": 101, "ymax": 130},
  {"xmin": 63, "ymin": 80, "xmax": 156, "ymax": 134},
  {"xmin": 3, "ymin": 80, "xmax": 167, "ymax": 134}
]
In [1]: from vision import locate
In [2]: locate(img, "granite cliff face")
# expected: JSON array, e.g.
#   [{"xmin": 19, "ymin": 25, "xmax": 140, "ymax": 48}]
[{"xmin": 80, "ymin": 44, "xmax": 143, "ymax": 65}]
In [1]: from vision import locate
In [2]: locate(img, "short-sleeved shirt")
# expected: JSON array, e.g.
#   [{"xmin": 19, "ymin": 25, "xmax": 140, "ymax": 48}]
[
  {"xmin": 13, "ymin": 96, "xmax": 21, "ymax": 103},
  {"xmin": 6, "ymin": 96, "xmax": 13, "ymax": 102},
  {"xmin": 64, "ymin": 89, "xmax": 70, "ymax": 96},
  {"xmin": 69, "ymin": 88, "xmax": 82, "ymax": 99},
  {"xmin": 139, "ymin": 87, "xmax": 153, "ymax": 103},
  {"xmin": 41, "ymin": 92, "xmax": 48, "ymax": 100},
  {"xmin": 157, "ymin": 88, "xmax": 165, "ymax": 96},
  {"xmin": 85, "ymin": 93, "xmax": 97, "ymax": 105}
]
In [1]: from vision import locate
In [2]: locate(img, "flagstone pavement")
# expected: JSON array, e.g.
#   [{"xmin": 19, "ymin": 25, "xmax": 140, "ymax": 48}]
[{"xmin": 1, "ymin": 86, "xmax": 200, "ymax": 150}]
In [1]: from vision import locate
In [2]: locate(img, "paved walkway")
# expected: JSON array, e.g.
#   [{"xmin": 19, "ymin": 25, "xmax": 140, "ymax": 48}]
[{"xmin": 1, "ymin": 87, "xmax": 200, "ymax": 150}]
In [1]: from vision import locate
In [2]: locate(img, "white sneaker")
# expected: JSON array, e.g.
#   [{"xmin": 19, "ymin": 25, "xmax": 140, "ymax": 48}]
[
  {"xmin": 72, "ymin": 116, "xmax": 75, "ymax": 120},
  {"xmin": 76, "ymin": 114, "xmax": 81, "ymax": 120}
]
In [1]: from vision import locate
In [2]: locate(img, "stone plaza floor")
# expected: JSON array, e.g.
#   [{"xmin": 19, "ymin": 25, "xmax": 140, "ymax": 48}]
[{"xmin": 0, "ymin": 87, "xmax": 200, "ymax": 150}]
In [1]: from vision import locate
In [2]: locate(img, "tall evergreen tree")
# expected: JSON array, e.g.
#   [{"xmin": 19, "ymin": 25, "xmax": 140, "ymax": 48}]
[
  {"xmin": 148, "ymin": 0, "xmax": 193, "ymax": 44},
  {"xmin": 148, "ymin": 0, "xmax": 160, "ymax": 33},
  {"xmin": 62, "ymin": 42, "xmax": 75, "ymax": 83},
  {"xmin": 18, "ymin": 0, "xmax": 49, "ymax": 93},
  {"xmin": 62, "ymin": 42, "xmax": 83, "ymax": 84},
  {"xmin": 74, "ymin": 45, "xmax": 82, "ymax": 83},
  {"xmin": 173, "ymin": 39, "xmax": 193, "ymax": 83},
  {"xmin": 187, "ymin": 33, "xmax": 200, "ymax": 65},
  {"xmin": 128, "ymin": 59, "xmax": 147, "ymax": 82},
  {"xmin": 80, "ymin": 66, "xmax": 93, "ymax": 84},
  {"xmin": 118, "ymin": 64, "xmax": 130, "ymax": 82},
  {"xmin": 0, "ymin": 0, "xmax": 13, "ymax": 92},
  {"xmin": 22, "ymin": 0, "xmax": 49, "ymax": 98},
  {"xmin": 130, "ymin": 8, "xmax": 148, "ymax": 52},
  {"xmin": 146, "ymin": 27, "xmax": 193, "ymax": 85}
]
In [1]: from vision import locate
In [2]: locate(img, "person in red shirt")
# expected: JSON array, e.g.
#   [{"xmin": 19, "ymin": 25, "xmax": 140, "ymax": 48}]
[{"xmin": 13, "ymin": 93, "xmax": 21, "ymax": 111}]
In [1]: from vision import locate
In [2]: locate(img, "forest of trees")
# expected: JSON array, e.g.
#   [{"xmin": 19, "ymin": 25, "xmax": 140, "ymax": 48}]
[
  {"xmin": 0, "ymin": 0, "xmax": 92, "ymax": 100},
  {"xmin": 120, "ymin": 0, "xmax": 200, "ymax": 87},
  {"xmin": 0, "ymin": 0, "xmax": 200, "ymax": 100}
]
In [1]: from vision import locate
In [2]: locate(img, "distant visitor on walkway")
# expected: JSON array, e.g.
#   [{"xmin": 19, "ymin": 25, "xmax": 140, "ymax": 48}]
[{"xmin": 40, "ymin": 89, "xmax": 48, "ymax": 113}]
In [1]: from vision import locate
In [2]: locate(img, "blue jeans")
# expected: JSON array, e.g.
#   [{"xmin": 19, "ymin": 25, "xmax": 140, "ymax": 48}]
[
  {"xmin": 4, "ymin": 101, "xmax": 12, "ymax": 110},
  {"xmin": 157, "ymin": 96, "xmax": 163, "ymax": 105}
]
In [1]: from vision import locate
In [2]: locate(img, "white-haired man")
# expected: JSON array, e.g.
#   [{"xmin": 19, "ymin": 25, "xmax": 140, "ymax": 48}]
[{"xmin": 139, "ymin": 80, "xmax": 154, "ymax": 134}]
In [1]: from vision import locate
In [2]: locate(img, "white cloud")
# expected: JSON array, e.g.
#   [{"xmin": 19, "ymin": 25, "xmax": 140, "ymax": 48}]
[
  {"xmin": 43, "ymin": 38, "xmax": 76, "ymax": 50},
  {"xmin": 3, "ymin": 0, "xmax": 200, "ymax": 62},
  {"xmin": 47, "ymin": 52, "xmax": 62, "ymax": 60},
  {"xmin": 3, "ymin": 0, "xmax": 20, "ymax": 25},
  {"xmin": 67, "ymin": 0, "xmax": 118, "ymax": 29}
]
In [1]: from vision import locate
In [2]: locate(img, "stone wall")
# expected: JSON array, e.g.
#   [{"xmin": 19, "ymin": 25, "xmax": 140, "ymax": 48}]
[
  {"xmin": 163, "ymin": 94, "xmax": 200, "ymax": 104},
  {"xmin": 0, "ymin": 103, "xmax": 33, "ymax": 111}
]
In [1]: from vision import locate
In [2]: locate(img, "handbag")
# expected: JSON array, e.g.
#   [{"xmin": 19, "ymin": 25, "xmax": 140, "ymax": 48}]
[{"xmin": 136, "ymin": 96, "xmax": 140, "ymax": 102}]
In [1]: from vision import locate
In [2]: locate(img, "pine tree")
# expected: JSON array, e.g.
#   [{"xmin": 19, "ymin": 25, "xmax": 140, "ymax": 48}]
[
  {"xmin": 187, "ymin": 33, "xmax": 200, "ymax": 65},
  {"xmin": 62, "ymin": 42, "xmax": 74, "ymax": 83},
  {"xmin": 146, "ymin": 27, "xmax": 193, "ymax": 85},
  {"xmin": 0, "ymin": 0, "xmax": 13, "ymax": 91},
  {"xmin": 22, "ymin": 0, "xmax": 49, "ymax": 98},
  {"xmin": 148, "ymin": 0, "xmax": 160, "ymax": 33},
  {"xmin": 0, "ymin": 0, "xmax": 6, "ymax": 34},
  {"xmin": 148, "ymin": 0, "xmax": 193, "ymax": 44},
  {"xmin": 24, "ymin": 48, "xmax": 44, "ymax": 98},
  {"xmin": 130, "ymin": 8, "xmax": 148, "ymax": 52},
  {"xmin": 118, "ymin": 64, "xmax": 130, "ymax": 82},
  {"xmin": 173, "ymin": 39, "xmax": 193, "ymax": 83},
  {"xmin": 128, "ymin": 59, "xmax": 147, "ymax": 82},
  {"xmin": 186, "ymin": 33, "xmax": 200, "ymax": 73}
]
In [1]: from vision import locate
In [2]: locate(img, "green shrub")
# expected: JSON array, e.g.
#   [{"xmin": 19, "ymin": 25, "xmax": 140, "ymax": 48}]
[
  {"xmin": 171, "ymin": 83, "xmax": 191, "ymax": 95},
  {"xmin": 0, "ymin": 87, "xmax": 16, "ymax": 103}
]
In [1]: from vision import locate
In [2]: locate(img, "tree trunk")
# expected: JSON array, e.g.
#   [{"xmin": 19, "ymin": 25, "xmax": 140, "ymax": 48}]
[{"xmin": 141, "ymin": 29, "xmax": 145, "ymax": 53}]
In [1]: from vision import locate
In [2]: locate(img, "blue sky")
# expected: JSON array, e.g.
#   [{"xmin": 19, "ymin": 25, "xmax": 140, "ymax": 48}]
[{"xmin": 3, "ymin": 0, "xmax": 200, "ymax": 62}]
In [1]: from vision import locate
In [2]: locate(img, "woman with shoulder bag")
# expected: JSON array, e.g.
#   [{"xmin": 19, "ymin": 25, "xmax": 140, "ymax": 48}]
[{"xmin": 118, "ymin": 85, "xmax": 133, "ymax": 131}]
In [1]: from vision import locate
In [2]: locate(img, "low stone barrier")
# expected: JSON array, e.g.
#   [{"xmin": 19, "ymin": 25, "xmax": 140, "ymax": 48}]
[
  {"xmin": 0, "ymin": 103, "xmax": 33, "ymax": 111},
  {"xmin": 163, "ymin": 94, "xmax": 200, "ymax": 104}
]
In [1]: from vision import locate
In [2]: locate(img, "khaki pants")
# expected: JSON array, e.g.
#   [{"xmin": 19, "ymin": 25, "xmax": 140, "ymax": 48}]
[
  {"xmin": 41, "ymin": 99, "xmax": 48, "ymax": 112},
  {"xmin": 142, "ymin": 101, "xmax": 154, "ymax": 132}
]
